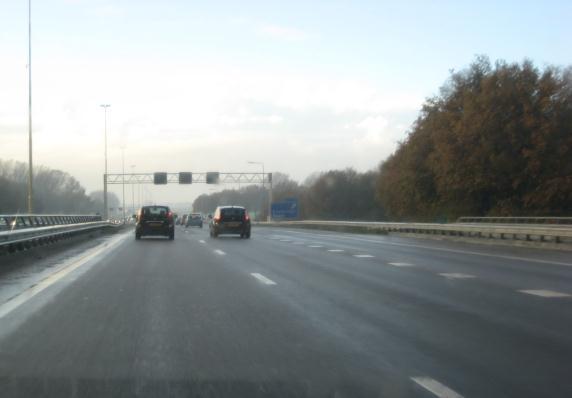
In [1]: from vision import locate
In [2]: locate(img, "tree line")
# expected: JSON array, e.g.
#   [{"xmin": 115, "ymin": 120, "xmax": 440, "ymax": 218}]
[
  {"xmin": 376, "ymin": 56, "xmax": 572, "ymax": 220},
  {"xmin": 195, "ymin": 57, "xmax": 571, "ymax": 221},
  {"xmin": 192, "ymin": 170, "xmax": 384, "ymax": 221},
  {"xmin": 0, "ymin": 159, "xmax": 118, "ymax": 214}
]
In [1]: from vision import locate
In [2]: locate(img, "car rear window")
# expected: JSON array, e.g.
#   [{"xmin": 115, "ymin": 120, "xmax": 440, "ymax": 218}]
[
  {"xmin": 221, "ymin": 208, "xmax": 245, "ymax": 217},
  {"xmin": 142, "ymin": 206, "xmax": 169, "ymax": 219}
]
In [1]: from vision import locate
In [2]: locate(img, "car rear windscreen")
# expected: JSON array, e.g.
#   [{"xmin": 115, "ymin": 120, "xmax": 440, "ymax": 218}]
[
  {"xmin": 221, "ymin": 208, "xmax": 244, "ymax": 218},
  {"xmin": 142, "ymin": 206, "xmax": 169, "ymax": 220}
]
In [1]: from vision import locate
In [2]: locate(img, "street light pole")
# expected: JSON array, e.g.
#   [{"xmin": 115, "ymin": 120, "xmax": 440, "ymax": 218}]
[
  {"xmin": 100, "ymin": 104, "xmax": 110, "ymax": 218},
  {"xmin": 131, "ymin": 164, "xmax": 136, "ymax": 214},
  {"xmin": 121, "ymin": 147, "xmax": 126, "ymax": 223},
  {"xmin": 27, "ymin": 0, "xmax": 33, "ymax": 213}
]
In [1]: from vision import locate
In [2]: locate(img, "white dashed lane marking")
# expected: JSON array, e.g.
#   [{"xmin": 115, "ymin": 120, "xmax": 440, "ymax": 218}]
[
  {"xmin": 214, "ymin": 249, "xmax": 226, "ymax": 256},
  {"xmin": 199, "ymin": 240, "xmax": 206, "ymax": 244},
  {"xmin": 279, "ymin": 239, "xmax": 291, "ymax": 242},
  {"xmin": 388, "ymin": 262, "xmax": 414, "ymax": 267},
  {"xmin": 353, "ymin": 254, "xmax": 374, "ymax": 258},
  {"xmin": 411, "ymin": 377, "xmax": 464, "ymax": 398},
  {"xmin": 439, "ymin": 273, "xmax": 476, "ymax": 280},
  {"xmin": 518, "ymin": 289, "xmax": 571, "ymax": 298},
  {"xmin": 308, "ymin": 245, "xmax": 323, "ymax": 248},
  {"xmin": 328, "ymin": 249, "xmax": 345, "ymax": 253},
  {"xmin": 251, "ymin": 273, "xmax": 277, "ymax": 285}
]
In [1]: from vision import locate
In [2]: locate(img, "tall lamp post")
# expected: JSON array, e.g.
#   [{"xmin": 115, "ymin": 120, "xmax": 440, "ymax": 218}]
[
  {"xmin": 130, "ymin": 164, "xmax": 136, "ymax": 214},
  {"xmin": 100, "ymin": 104, "xmax": 111, "ymax": 219},
  {"xmin": 27, "ymin": 0, "xmax": 33, "ymax": 213},
  {"xmin": 247, "ymin": 161, "xmax": 271, "ymax": 221},
  {"xmin": 121, "ymin": 147, "xmax": 126, "ymax": 223}
]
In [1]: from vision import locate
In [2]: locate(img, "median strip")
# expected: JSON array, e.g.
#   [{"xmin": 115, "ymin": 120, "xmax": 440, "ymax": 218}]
[{"xmin": 251, "ymin": 273, "xmax": 277, "ymax": 285}]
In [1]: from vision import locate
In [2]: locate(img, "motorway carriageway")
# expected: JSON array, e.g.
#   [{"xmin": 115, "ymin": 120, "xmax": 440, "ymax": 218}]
[{"xmin": 0, "ymin": 226, "xmax": 571, "ymax": 397}]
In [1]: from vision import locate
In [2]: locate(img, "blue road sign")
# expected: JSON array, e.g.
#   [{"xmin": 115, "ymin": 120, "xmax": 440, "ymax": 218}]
[{"xmin": 271, "ymin": 198, "xmax": 299, "ymax": 219}]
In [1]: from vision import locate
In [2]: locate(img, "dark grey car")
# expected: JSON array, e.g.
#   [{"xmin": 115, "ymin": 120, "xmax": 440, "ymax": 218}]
[{"xmin": 209, "ymin": 206, "xmax": 251, "ymax": 238}]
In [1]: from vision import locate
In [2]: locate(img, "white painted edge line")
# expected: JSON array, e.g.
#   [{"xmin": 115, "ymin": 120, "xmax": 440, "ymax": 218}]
[
  {"xmin": 388, "ymin": 262, "xmax": 414, "ymax": 267},
  {"xmin": 199, "ymin": 240, "xmax": 206, "ymax": 244},
  {"xmin": 0, "ymin": 232, "xmax": 130, "ymax": 320},
  {"xmin": 308, "ymin": 245, "xmax": 323, "ymax": 248},
  {"xmin": 439, "ymin": 273, "xmax": 476, "ymax": 280},
  {"xmin": 518, "ymin": 289, "xmax": 571, "ymax": 298},
  {"xmin": 251, "ymin": 273, "xmax": 277, "ymax": 285},
  {"xmin": 214, "ymin": 249, "xmax": 226, "ymax": 256},
  {"xmin": 277, "ymin": 229, "xmax": 572, "ymax": 267},
  {"xmin": 328, "ymin": 249, "xmax": 345, "ymax": 252},
  {"xmin": 411, "ymin": 376, "xmax": 464, "ymax": 398},
  {"xmin": 353, "ymin": 254, "xmax": 374, "ymax": 258}
]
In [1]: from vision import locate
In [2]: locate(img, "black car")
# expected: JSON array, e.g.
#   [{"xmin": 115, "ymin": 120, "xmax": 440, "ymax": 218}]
[
  {"xmin": 135, "ymin": 205, "xmax": 175, "ymax": 240},
  {"xmin": 209, "ymin": 206, "xmax": 251, "ymax": 238},
  {"xmin": 186, "ymin": 213, "xmax": 203, "ymax": 228}
]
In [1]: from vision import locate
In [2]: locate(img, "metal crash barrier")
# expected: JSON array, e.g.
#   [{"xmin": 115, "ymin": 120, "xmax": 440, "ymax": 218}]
[
  {"xmin": 258, "ymin": 220, "xmax": 572, "ymax": 246},
  {"xmin": 0, "ymin": 214, "xmax": 119, "ymax": 255}
]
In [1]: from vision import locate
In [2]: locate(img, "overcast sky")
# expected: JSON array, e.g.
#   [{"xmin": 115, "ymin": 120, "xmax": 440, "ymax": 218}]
[{"xmin": 1, "ymin": 0, "xmax": 571, "ymax": 206}]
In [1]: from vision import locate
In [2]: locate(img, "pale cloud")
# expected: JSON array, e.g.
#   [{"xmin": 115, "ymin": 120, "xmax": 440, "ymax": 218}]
[
  {"xmin": 91, "ymin": 4, "xmax": 124, "ymax": 18},
  {"xmin": 356, "ymin": 115, "xmax": 389, "ymax": 133},
  {"xmin": 0, "ymin": 55, "xmax": 419, "ymax": 199},
  {"xmin": 258, "ymin": 24, "xmax": 309, "ymax": 41}
]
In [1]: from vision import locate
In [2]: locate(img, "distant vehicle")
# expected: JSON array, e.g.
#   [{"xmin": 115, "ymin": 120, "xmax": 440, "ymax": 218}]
[
  {"xmin": 186, "ymin": 213, "xmax": 203, "ymax": 228},
  {"xmin": 181, "ymin": 214, "xmax": 189, "ymax": 226},
  {"xmin": 209, "ymin": 206, "xmax": 251, "ymax": 238},
  {"xmin": 135, "ymin": 205, "xmax": 175, "ymax": 240}
]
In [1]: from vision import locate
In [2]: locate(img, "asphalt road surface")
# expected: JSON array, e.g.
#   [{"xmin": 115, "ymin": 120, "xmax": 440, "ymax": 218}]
[{"xmin": 1, "ymin": 226, "xmax": 571, "ymax": 397}]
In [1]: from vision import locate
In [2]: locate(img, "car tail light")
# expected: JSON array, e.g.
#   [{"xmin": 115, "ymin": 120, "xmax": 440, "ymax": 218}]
[
  {"xmin": 167, "ymin": 211, "xmax": 173, "ymax": 221},
  {"xmin": 214, "ymin": 215, "xmax": 221, "ymax": 222},
  {"xmin": 244, "ymin": 212, "xmax": 250, "ymax": 221}
]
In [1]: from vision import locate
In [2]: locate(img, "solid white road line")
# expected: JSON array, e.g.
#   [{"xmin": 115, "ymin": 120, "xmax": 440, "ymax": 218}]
[
  {"xmin": 353, "ymin": 254, "xmax": 374, "ymax": 258},
  {"xmin": 388, "ymin": 262, "xmax": 414, "ymax": 267},
  {"xmin": 0, "ymin": 232, "xmax": 129, "ymax": 320},
  {"xmin": 439, "ymin": 273, "xmax": 476, "ymax": 280},
  {"xmin": 308, "ymin": 245, "xmax": 323, "ymax": 248},
  {"xmin": 251, "ymin": 273, "xmax": 277, "ymax": 285},
  {"xmin": 411, "ymin": 377, "xmax": 464, "ymax": 398},
  {"xmin": 518, "ymin": 289, "xmax": 571, "ymax": 298},
  {"xmin": 214, "ymin": 249, "xmax": 226, "ymax": 256},
  {"xmin": 199, "ymin": 240, "xmax": 206, "ymax": 244},
  {"xmin": 328, "ymin": 249, "xmax": 345, "ymax": 252},
  {"xmin": 279, "ymin": 229, "xmax": 572, "ymax": 267}
]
